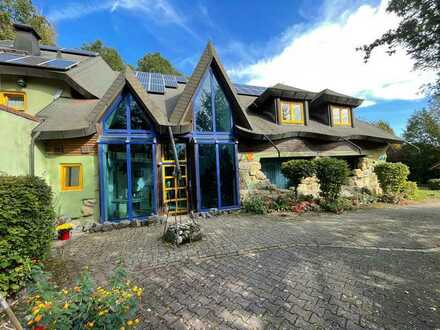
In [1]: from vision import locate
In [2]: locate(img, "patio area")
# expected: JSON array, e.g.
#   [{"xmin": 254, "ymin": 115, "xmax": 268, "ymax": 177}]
[{"xmin": 51, "ymin": 202, "xmax": 440, "ymax": 329}]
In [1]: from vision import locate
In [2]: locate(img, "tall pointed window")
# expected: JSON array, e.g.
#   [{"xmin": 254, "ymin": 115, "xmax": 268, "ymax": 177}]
[{"xmin": 193, "ymin": 69, "xmax": 232, "ymax": 133}]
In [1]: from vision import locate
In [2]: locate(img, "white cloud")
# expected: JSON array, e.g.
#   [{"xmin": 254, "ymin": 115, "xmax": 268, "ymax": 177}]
[
  {"xmin": 229, "ymin": 0, "xmax": 437, "ymax": 101},
  {"xmin": 358, "ymin": 100, "xmax": 376, "ymax": 107}
]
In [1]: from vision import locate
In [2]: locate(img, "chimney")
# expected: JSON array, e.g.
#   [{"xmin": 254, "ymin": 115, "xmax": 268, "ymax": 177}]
[{"xmin": 13, "ymin": 23, "xmax": 41, "ymax": 56}]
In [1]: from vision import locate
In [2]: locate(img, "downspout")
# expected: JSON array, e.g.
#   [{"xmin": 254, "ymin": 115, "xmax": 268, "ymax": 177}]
[
  {"xmin": 29, "ymin": 131, "xmax": 41, "ymax": 176},
  {"xmin": 339, "ymin": 137, "xmax": 362, "ymax": 155},
  {"xmin": 403, "ymin": 140, "xmax": 420, "ymax": 152},
  {"xmin": 167, "ymin": 126, "xmax": 181, "ymax": 178},
  {"xmin": 263, "ymin": 134, "xmax": 281, "ymax": 158}
]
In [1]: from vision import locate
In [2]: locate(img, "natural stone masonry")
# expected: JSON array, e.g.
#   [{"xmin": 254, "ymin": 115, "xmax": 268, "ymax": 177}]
[{"xmin": 52, "ymin": 203, "xmax": 440, "ymax": 329}]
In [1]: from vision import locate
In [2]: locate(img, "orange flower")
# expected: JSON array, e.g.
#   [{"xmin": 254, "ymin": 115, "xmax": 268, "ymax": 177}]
[
  {"xmin": 74, "ymin": 286, "xmax": 81, "ymax": 293},
  {"xmin": 34, "ymin": 314, "xmax": 42, "ymax": 322}
]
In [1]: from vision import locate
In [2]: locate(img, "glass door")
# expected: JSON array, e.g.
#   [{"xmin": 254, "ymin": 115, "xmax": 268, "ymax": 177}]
[{"xmin": 162, "ymin": 144, "xmax": 189, "ymax": 215}]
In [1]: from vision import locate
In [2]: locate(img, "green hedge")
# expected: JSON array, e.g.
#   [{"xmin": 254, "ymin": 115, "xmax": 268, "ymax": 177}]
[
  {"xmin": 281, "ymin": 159, "xmax": 316, "ymax": 197},
  {"xmin": 374, "ymin": 162, "xmax": 410, "ymax": 202},
  {"xmin": 0, "ymin": 176, "xmax": 55, "ymax": 296},
  {"xmin": 314, "ymin": 158, "xmax": 350, "ymax": 201}
]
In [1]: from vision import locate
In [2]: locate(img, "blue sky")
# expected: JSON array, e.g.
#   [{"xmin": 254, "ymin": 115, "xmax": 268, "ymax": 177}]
[{"xmin": 34, "ymin": 0, "xmax": 436, "ymax": 136}]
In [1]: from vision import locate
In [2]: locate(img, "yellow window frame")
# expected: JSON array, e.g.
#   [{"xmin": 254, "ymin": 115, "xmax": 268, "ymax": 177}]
[
  {"xmin": 60, "ymin": 163, "xmax": 83, "ymax": 192},
  {"xmin": 279, "ymin": 100, "xmax": 304, "ymax": 124},
  {"xmin": 0, "ymin": 91, "xmax": 27, "ymax": 112},
  {"xmin": 331, "ymin": 105, "xmax": 352, "ymax": 127}
]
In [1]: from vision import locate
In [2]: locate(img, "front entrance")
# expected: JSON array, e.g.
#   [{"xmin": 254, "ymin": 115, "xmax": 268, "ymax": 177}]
[{"xmin": 161, "ymin": 143, "xmax": 189, "ymax": 215}]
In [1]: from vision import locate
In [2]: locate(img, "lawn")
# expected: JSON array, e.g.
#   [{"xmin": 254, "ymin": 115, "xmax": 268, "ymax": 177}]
[{"xmin": 412, "ymin": 187, "xmax": 440, "ymax": 202}]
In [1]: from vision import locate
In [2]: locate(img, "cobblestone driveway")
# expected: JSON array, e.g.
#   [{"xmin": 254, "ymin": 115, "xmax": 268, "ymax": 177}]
[{"xmin": 55, "ymin": 203, "xmax": 440, "ymax": 329}]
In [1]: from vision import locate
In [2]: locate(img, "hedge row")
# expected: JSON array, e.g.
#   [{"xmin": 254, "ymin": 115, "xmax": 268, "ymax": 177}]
[{"xmin": 0, "ymin": 176, "xmax": 55, "ymax": 295}]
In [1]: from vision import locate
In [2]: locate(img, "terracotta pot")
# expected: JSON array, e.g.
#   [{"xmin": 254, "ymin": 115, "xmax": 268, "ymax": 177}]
[{"xmin": 58, "ymin": 229, "xmax": 71, "ymax": 240}]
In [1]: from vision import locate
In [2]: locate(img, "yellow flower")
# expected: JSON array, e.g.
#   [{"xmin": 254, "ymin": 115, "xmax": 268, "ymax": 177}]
[
  {"xmin": 56, "ymin": 223, "xmax": 74, "ymax": 231},
  {"xmin": 34, "ymin": 314, "xmax": 42, "ymax": 322},
  {"xmin": 134, "ymin": 318, "xmax": 140, "ymax": 324},
  {"xmin": 63, "ymin": 302, "xmax": 70, "ymax": 309},
  {"xmin": 74, "ymin": 286, "xmax": 81, "ymax": 293},
  {"xmin": 120, "ymin": 327, "xmax": 125, "ymax": 330},
  {"xmin": 127, "ymin": 320, "xmax": 134, "ymax": 326},
  {"xmin": 98, "ymin": 309, "xmax": 108, "ymax": 316},
  {"xmin": 86, "ymin": 321, "xmax": 95, "ymax": 328},
  {"xmin": 62, "ymin": 288, "xmax": 69, "ymax": 295},
  {"xmin": 27, "ymin": 319, "xmax": 34, "ymax": 326},
  {"xmin": 32, "ymin": 308, "xmax": 40, "ymax": 315}
]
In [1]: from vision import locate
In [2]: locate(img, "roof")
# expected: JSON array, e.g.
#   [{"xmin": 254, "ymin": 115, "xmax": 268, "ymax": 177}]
[
  {"xmin": 312, "ymin": 89, "xmax": 363, "ymax": 108},
  {"xmin": 237, "ymin": 110, "xmax": 403, "ymax": 143},
  {"xmin": 0, "ymin": 104, "xmax": 40, "ymax": 122}
]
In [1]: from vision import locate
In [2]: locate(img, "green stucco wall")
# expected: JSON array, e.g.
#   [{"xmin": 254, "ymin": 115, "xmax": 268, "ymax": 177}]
[
  {"xmin": 0, "ymin": 111, "xmax": 39, "ymax": 175},
  {"xmin": 45, "ymin": 155, "xmax": 99, "ymax": 219},
  {"xmin": 0, "ymin": 75, "xmax": 71, "ymax": 115}
]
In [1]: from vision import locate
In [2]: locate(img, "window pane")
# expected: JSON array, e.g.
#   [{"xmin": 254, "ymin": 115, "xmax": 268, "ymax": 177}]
[
  {"xmin": 199, "ymin": 144, "xmax": 218, "ymax": 209},
  {"xmin": 341, "ymin": 108, "xmax": 350, "ymax": 124},
  {"xmin": 6, "ymin": 94, "xmax": 25, "ymax": 110},
  {"xmin": 105, "ymin": 98, "xmax": 127, "ymax": 130},
  {"xmin": 162, "ymin": 143, "xmax": 186, "ymax": 162},
  {"xmin": 131, "ymin": 144, "xmax": 153, "ymax": 217},
  {"xmin": 333, "ymin": 107, "xmax": 340, "ymax": 124},
  {"xmin": 281, "ymin": 102, "xmax": 291, "ymax": 121},
  {"xmin": 292, "ymin": 103, "xmax": 303, "ymax": 122},
  {"xmin": 219, "ymin": 144, "xmax": 236, "ymax": 207},
  {"xmin": 213, "ymin": 75, "xmax": 232, "ymax": 132},
  {"xmin": 130, "ymin": 96, "xmax": 151, "ymax": 130},
  {"xmin": 104, "ymin": 144, "xmax": 128, "ymax": 221},
  {"xmin": 66, "ymin": 166, "xmax": 80, "ymax": 187},
  {"xmin": 194, "ymin": 74, "xmax": 213, "ymax": 131}
]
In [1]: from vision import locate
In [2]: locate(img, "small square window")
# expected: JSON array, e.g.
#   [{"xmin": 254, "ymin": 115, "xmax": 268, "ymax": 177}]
[
  {"xmin": 279, "ymin": 101, "xmax": 304, "ymax": 124},
  {"xmin": 0, "ymin": 92, "xmax": 27, "ymax": 111},
  {"xmin": 60, "ymin": 164, "xmax": 83, "ymax": 191}
]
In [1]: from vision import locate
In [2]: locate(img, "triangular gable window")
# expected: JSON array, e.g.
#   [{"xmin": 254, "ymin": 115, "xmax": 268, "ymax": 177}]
[
  {"xmin": 104, "ymin": 91, "xmax": 152, "ymax": 133},
  {"xmin": 194, "ymin": 68, "xmax": 232, "ymax": 133}
]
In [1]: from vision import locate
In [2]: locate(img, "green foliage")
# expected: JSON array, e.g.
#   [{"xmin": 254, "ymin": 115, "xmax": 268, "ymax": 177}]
[
  {"xmin": 370, "ymin": 120, "xmax": 395, "ymax": 135},
  {"xmin": 281, "ymin": 159, "xmax": 316, "ymax": 197},
  {"xmin": 82, "ymin": 40, "xmax": 125, "ymax": 71},
  {"xmin": 374, "ymin": 162, "xmax": 410, "ymax": 202},
  {"xmin": 0, "ymin": 175, "xmax": 55, "ymax": 296},
  {"xmin": 242, "ymin": 195, "xmax": 268, "ymax": 214},
  {"xmin": 313, "ymin": 157, "xmax": 350, "ymax": 201},
  {"xmin": 403, "ymin": 180, "xmax": 418, "ymax": 199},
  {"xmin": 0, "ymin": 0, "xmax": 55, "ymax": 45},
  {"xmin": 358, "ymin": 0, "xmax": 440, "ymax": 94},
  {"xmin": 428, "ymin": 178, "xmax": 440, "ymax": 190},
  {"xmin": 137, "ymin": 52, "xmax": 180, "ymax": 75},
  {"xmin": 320, "ymin": 197, "xmax": 353, "ymax": 214},
  {"xmin": 24, "ymin": 266, "xmax": 142, "ymax": 329}
]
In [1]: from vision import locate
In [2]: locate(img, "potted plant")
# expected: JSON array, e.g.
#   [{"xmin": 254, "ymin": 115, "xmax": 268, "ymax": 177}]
[{"xmin": 55, "ymin": 223, "xmax": 74, "ymax": 240}]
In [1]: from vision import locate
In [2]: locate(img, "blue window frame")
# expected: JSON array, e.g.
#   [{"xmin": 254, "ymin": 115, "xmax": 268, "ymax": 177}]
[{"xmin": 98, "ymin": 90, "xmax": 157, "ymax": 222}]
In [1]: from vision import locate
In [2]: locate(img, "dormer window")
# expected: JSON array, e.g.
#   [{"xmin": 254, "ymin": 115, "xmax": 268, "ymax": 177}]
[
  {"xmin": 279, "ymin": 100, "xmax": 304, "ymax": 124},
  {"xmin": 331, "ymin": 105, "xmax": 351, "ymax": 127}
]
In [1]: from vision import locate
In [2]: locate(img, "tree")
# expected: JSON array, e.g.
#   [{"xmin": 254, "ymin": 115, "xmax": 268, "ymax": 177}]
[
  {"xmin": 401, "ymin": 106, "xmax": 440, "ymax": 182},
  {"xmin": 137, "ymin": 53, "xmax": 180, "ymax": 75},
  {"xmin": 0, "ymin": 0, "xmax": 55, "ymax": 45},
  {"xmin": 358, "ymin": 0, "xmax": 440, "ymax": 94},
  {"xmin": 371, "ymin": 120, "xmax": 395, "ymax": 135},
  {"xmin": 82, "ymin": 40, "xmax": 125, "ymax": 71}
]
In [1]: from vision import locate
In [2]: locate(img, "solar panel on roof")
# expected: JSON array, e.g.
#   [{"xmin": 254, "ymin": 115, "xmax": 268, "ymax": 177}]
[
  {"xmin": 135, "ymin": 72, "xmax": 150, "ymax": 90},
  {"xmin": 0, "ymin": 52, "xmax": 23, "ymax": 62},
  {"xmin": 163, "ymin": 74, "xmax": 178, "ymax": 88},
  {"xmin": 148, "ymin": 72, "xmax": 165, "ymax": 94},
  {"xmin": 234, "ymin": 84, "xmax": 266, "ymax": 96},
  {"xmin": 39, "ymin": 45, "xmax": 97, "ymax": 57},
  {"xmin": 40, "ymin": 59, "xmax": 79, "ymax": 70},
  {"xmin": 12, "ymin": 56, "xmax": 48, "ymax": 66}
]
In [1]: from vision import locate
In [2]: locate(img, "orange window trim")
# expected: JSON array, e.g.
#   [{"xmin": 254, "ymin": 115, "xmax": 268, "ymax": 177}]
[
  {"xmin": 0, "ymin": 91, "xmax": 28, "ymax": 112},
  {"xmin": 60, "ymin": 163, "xmax": 83, "ymax": 191},
  {"xmin": 332, "ymin": 105, "xmax": 352, "ymax": 127},
  {"xmin": 279, "ymin": 100, "xmax": 304, "ymax": 124}
]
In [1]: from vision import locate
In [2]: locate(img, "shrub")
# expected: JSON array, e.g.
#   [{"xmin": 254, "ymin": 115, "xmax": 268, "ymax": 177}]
[
  {"xmin": 0, "ymin": 176, "xmax": 55, "ymax": 295},
  {"xmin": 320, "ymin": 197, "xmax": 353, "ymax": 214},
  {"xmin": 242, "ymin": 195, "xmax": 269, "ymax": 214},
  {"xmin": 403, "ymin": 180, "xmax": 418, "ymax": 199},
  {"xmin": 428, "ymin": 178, "xmax": 440, "ymax": 190},
  {"xmin": 374, "ymin": 162, "xmax": 410, "ymax": 203},
  {"xmin": 281, "ymin": 159, "xmax": 316, "ymax": 197},
  {"xmin": 25, "ymin": 266, "xmax": 142, "ymax": 329},
  {"xmin": 313, "ymin": 158, "xmax": 350, "ymax": 201}
]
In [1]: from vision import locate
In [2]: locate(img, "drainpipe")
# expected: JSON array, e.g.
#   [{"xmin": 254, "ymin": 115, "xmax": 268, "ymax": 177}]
[
  {"xmin": 29, "ymin": 131, "xmax": 41, "ymax": 176},
  {"xmin": 167, "ymin": 126, "xmax": 181, "ymax": 178},
  {"xmin": 403, "ymin": 140, "xmax": 420, "ymax": 152},
  {"xmin": 339, "ymin": 137, "xmax": 362, "ymax": 155},
  {"xmin": 263, "ymin": 134, "xmax": 280, "ymax": 158}
]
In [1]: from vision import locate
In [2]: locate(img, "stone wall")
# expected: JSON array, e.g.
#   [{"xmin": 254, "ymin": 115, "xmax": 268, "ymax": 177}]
[{"xmin": 239, "ymin": 153, "xmax": 382, "ymax": 200}]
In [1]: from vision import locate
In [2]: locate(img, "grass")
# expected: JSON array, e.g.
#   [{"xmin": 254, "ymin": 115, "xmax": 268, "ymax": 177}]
[{"xmin": 411, "ymin": 187, "xmax": 440, "ymax": 202}]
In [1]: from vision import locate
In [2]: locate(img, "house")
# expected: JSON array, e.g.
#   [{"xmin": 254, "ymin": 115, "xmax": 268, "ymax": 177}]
[{"xmin": 0, "ymin": 24, "xmax": 402, "ymax": 222}]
